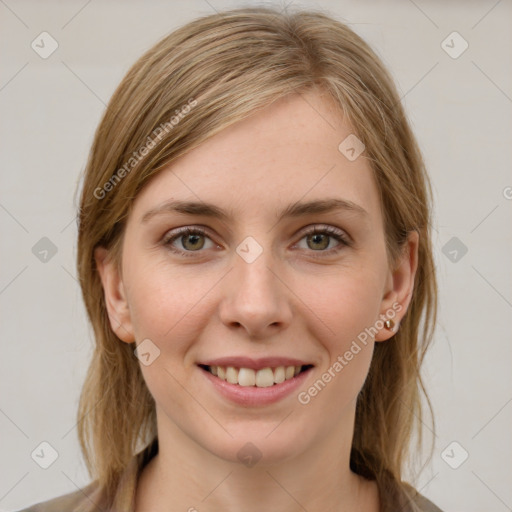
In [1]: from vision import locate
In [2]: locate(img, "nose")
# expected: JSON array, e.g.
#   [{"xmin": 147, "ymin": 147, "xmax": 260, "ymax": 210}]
[{"xmin": 218, "ymin": 243, "xmax": 293, "ymax": 339}]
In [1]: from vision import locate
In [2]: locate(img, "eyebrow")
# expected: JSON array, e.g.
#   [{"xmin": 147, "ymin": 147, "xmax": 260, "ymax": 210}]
[{"xmin": 141, "ymin": 198, "xmax": 369, "ymax": 224}]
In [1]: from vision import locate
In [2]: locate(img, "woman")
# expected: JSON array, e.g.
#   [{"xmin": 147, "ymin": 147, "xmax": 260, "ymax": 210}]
[{"xmin": 17, "ymin": 5, "xmax": 442, "ymax": 512}]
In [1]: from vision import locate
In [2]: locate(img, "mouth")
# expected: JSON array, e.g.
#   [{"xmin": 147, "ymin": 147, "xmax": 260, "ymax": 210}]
[{"xmin": 198, "ymin": 363, "xmax": 314, "ymax": 388}]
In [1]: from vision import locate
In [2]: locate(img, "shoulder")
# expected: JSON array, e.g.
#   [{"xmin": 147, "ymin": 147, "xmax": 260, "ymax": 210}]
[
  {"xmin": 13, "ymin": 480, "xmax": 104, "ymax": 512},
  {"xmin": 405, "ymin": 482, "xmax": 444, "ymax": 512},
  {"xmin": 411, "ymin": 492, "xmax": 444, "ymax": 512},
  {"xmin": 14, "ymin": 439, "xmax": 159, "ymax": 512}
]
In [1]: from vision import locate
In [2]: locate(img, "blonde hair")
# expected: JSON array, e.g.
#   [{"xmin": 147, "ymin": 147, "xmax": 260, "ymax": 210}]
[{"xmin": 76, "ymin": 5, "xmax": 437, "ymax": 511}]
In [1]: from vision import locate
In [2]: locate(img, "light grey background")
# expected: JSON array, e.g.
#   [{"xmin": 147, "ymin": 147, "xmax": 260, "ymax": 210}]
[{"xmin": 1, "ymin": 1, "xmax": 511, "ymax": 511}]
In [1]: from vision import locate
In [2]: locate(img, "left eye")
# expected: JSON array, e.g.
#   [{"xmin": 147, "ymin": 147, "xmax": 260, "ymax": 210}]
[
  {"xmin": 295, "ymin": 226, "xmax": 350, "ymax": 254},
  {"xmin": 162, "ymin": 225, "xmax": 350, "ymax": 258}
]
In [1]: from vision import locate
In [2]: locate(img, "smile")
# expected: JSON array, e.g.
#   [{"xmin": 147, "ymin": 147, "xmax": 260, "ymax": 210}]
[
  {"xmin": 197, "ymin": 362, "xmax": 315, "ymax": 407},
  {"xmin": 199, "ymin": 364, "xmax": 314, "ymax": 388}
]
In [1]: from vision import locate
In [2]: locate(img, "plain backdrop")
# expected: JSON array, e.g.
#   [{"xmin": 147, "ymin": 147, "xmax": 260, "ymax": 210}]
[{"xmin": 1, "ymin": 1, "xmax": 511, "ymax": 511}]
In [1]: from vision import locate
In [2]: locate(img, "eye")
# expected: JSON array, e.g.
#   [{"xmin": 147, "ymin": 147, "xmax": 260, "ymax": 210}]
[
  {"xmin": 294, "ymin": 225, "xmax": 351, "ymax": 257},
  {"xmin": 162, "ymin": 225, "xmax": 351, "ymax": 258},
  {"xmin": 162, "ymin": 227, "xmax": 216, "ymax": 257}
]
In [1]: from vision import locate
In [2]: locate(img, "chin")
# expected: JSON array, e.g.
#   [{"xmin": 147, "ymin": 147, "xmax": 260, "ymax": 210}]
[{"xmin": 202, "ymin": 426, "xmax": 313, "ymax": 468}]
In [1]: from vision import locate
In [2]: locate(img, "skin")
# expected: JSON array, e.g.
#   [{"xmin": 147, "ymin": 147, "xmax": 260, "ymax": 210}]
[{"xmin": 95, "ymin": 89, "xmax": 418, "ymax": 512}]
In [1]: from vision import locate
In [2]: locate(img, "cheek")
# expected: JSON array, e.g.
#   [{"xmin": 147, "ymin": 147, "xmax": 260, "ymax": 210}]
[
  {"xmin": 125, "ymin": 246, "xmax": 386, "ymax": 351},
  {"xmin": 294, "ymin": 292, "xmax": 378, "ymax": 422},
  {"xmin": 294, "ymin": 265, "xmax": 385, "ymax": 345},
  {"xmin": 292, "ymin": 268, "xmax": 384, "ymax": 400},
  {"xmin": 124, "ymin": 258, "xmax": 212, "ymax": 353},
  {"xmin": 126, "ymin": 268, "xmax": 209, "ymax": 406}
]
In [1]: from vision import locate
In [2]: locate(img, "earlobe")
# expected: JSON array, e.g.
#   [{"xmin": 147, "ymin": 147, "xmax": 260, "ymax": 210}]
[
  {"xmin": 94, "ymin": 246, "xmax": 135, "ymax": 343},
  {"xmin": 375, "ymin": 230, "xmax": 419, "ymax": 342}
]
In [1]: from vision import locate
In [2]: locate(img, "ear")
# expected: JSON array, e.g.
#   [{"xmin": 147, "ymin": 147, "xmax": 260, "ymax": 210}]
[
  {"xmin": 94, "ymin": 246, "xmax": 135, "ymax": 343},
  {"xmin": 375, "ymin": 230, "xmax": 419, "ymax": 342}
]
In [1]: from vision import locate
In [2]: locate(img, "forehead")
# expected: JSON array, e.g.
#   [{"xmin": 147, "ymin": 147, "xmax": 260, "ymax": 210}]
[{"xmin": 131, "ymin": 91, "xmax": 381, "ymax": 224}]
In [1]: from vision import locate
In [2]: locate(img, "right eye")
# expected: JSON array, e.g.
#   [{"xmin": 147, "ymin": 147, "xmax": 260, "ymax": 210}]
[{"xmin": 162, "ymin": 227, "xmax": 217, "ymax": 257}]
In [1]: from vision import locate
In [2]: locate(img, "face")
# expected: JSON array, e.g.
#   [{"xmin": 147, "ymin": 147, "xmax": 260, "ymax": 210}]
[{"xmin": 96, "ymin": 90, "xmax": 418, "ymax": 465}]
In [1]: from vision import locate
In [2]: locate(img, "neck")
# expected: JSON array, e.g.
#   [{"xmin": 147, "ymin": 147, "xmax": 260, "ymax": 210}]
[{"xmin": 134, "ymin": 408, "xmax": 380, "ymax": 512}]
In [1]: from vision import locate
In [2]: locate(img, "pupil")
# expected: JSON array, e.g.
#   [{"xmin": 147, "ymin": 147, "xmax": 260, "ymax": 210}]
[
  {"xmin": 310, "ymin": 233, "xmax": 328, "ymax": 250},
  {"xmin": 185, "ymin": 234, "xmax": 203, "ymax": 250}
]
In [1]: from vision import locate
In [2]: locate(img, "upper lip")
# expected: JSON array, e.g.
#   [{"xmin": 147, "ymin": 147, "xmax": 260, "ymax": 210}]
[{"xmin": 198, "ymin": 357, "xmax": 314, "ymax": 371}]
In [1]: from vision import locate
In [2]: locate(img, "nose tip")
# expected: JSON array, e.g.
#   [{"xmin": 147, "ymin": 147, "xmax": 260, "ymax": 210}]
[{"xmin": 219, "ymin": 252, "xmax": 293, "ymax": 337}]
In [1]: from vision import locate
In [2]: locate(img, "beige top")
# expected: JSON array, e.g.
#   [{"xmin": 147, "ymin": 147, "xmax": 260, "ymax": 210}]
[{"xmin": 15, "ymin": 440, "xmax": 444, "ymax": 512}]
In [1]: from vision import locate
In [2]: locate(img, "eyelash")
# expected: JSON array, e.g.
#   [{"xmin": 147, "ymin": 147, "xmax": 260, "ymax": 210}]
[{"xmin": 161, "ymin": 225, "xmax": 351, "ymax": 259}]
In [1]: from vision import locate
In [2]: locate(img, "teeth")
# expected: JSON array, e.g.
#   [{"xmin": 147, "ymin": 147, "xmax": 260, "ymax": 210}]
[
  {"xmin": 226, "ymin": 366, "xmax": 238, "ymax": 384},
  {"xmin": 207, "ymin": 365, "xmax": 306, "ymax": 387},
  {"xmin": 255, "ymin": 368, "xmax": 274, "ymax": 388},
  {"xmin": 238, "ymin": 367, "xmax": 256, "ymax": 386},
  {"xmin": 274, "ymin": 366, "xmax": 285, "ymax": 384}
]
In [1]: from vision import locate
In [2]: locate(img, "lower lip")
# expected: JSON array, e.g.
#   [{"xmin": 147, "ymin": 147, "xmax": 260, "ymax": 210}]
[{"xmin": 199, "ymin": 366, "xmax": 313, "ymax": 406}]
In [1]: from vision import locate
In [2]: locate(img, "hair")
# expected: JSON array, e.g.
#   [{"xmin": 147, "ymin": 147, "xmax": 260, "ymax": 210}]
[{"xmin": 75, "ymin": 5, "xmax": 438, "ymax": 512}]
